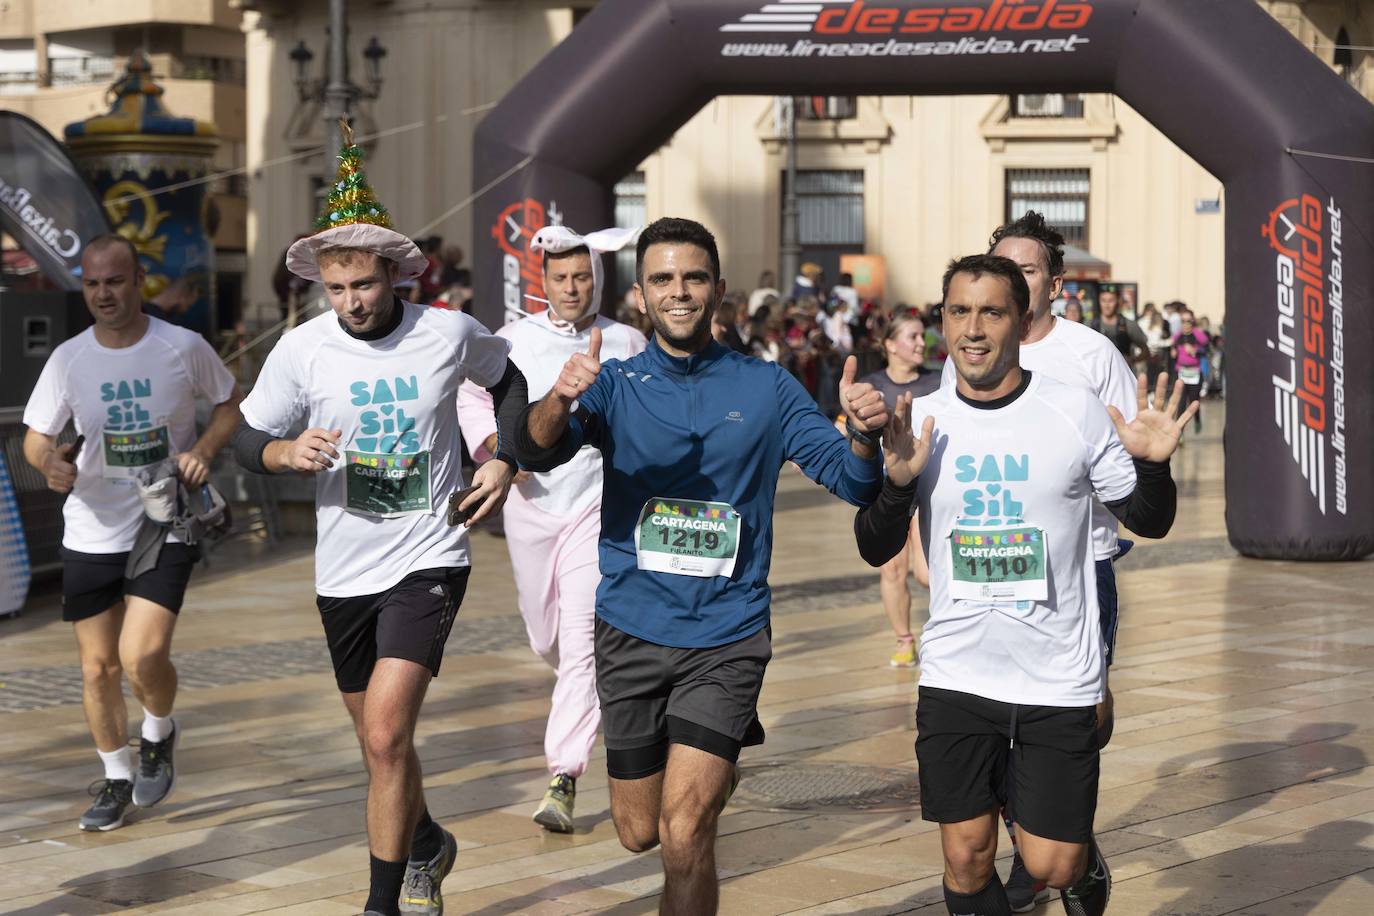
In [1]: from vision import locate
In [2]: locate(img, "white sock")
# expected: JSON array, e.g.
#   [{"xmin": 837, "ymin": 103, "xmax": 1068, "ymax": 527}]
[
  {"xmin": 141, "ymin": 709, "xmax": 174, "ymax": 743},
  {"xmin": 97, "ymin": 747, "xmax": 134, "ymax": 783}
]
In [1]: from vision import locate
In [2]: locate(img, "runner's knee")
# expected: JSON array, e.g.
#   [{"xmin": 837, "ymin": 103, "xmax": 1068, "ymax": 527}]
[
  {"xmin": 1020, "ymin": 842, "xmax": 1086, "ymax": 889},
  {"xmin": 363, "ymin": 720, "xmax": 413, "ymax": 767},
  {"xmin": 659, "ymin": 803, "xmax": 715, "ymax": 858},
  {"xmin": 943, "ymin": 832, "xmax": 997, "ymax": 885},
  {"xmin": 119, "ymin": 647, "xmax": 171, "ymax": 686},
  {"xmin": 80, "ymin": 656, "xmax": 122, "ymax": 688},
  {"xmin": 879, "ymin": 558, "xmax": 907, "ymax": 584}
]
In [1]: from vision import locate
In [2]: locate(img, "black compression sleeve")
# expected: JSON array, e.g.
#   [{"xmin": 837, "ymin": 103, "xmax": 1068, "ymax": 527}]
[
  {"xmin": 483, "ymin": 359, "xmax": 528, "ymax": 467},
  {"xmin": 1104, "ymin": 457, "xmax": 1176, "ymax": 538},
  {"xmin": 513, "ymin": 403, "xmax": 589, "ymax": 473},
  {"xmin": 853, "ymin": 477, "xmax": 919, "ymax": 567},
  {"xmin": 231, "ymin": 420, "xmax": 277, "ymax": 475}
]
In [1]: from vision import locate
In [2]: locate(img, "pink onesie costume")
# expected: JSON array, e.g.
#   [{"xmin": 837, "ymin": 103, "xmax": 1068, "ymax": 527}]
[{"xmin": 458, "ymin": 310, "xmax": 646, "ymax": 777}]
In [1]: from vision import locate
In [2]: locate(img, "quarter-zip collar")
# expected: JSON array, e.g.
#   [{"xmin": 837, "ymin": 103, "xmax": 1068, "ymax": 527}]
[{"xmin": 645, "ymin": 335, "xmax": 728, "ymax": 377}]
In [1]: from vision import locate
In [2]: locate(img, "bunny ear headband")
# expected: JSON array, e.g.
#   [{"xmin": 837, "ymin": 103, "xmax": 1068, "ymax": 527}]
[{"xmin": 528, "ymin": 225, "xmax": 640, "ymax": 325}]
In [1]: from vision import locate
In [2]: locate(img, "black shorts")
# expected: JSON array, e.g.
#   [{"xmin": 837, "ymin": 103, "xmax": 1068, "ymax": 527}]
[
  {"xmin": 60, "ymin": 544, "xmax": 200, "ymax": 622},
  {"xmin": 594, "ymin": 618, "xmax": 770, "ymax": 780},
  {"xmin": 1097, "ymin": 538, "xmax": 1132, "ymax": 667},
  {"xmin": 916, "ymin": 686, "xmax": 1099, "ymax": 844},
  {"xmin": 317, "ymin": 566, "xmax": 469, "ymax": 693}
]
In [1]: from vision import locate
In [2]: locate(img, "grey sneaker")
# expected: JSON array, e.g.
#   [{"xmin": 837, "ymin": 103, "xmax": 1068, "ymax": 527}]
[
  {"xmin": 1006, "ymin": 850, "xmax": 1051, "ymax": 912},
  {"xmin": 132, "ymin": 721, "xmax": 177, "ymax": 808},
  {"xmin": 532, "ymin": 773, "xmax": 576, "ymax": 833},
  {"xmin": 400, "ymin": 826, "xmax": 457, "ymax": 915},
  {"xmin": 79, "ymin": 778, "xmax": 134, "ymax": 831}
]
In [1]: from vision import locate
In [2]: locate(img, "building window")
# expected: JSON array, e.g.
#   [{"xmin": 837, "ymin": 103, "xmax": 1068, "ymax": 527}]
[
  {"xmin": 1006, "ymin": 168, "xmax": 1089, "ymax": 245},
  {"xmin": 48, "ymin": 55, "xmax": 116, "ymax": 86},
  {"xmin": 1335, "ymin": 26, "xmax": 1357, "ymax": 85},
  {"xmin": 613, "ymin": 171, "xmax": 646, "ymax": 296},
  {"xmin": 794, "ymin": 96, "xmax": 858, "ymax": 121},
  {"xmin": 1011, "ymin": 93, "xmax": 1085, "ymax": 118},
  {"xmin": 785, "ymin": 169, "xmax": 864, "ymax": 247}
]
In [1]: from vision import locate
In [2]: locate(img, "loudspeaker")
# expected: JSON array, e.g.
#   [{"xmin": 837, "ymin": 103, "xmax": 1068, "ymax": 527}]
[{"xmin": 0, "ymin": 290, "xmax": 88, "ymax": 410}]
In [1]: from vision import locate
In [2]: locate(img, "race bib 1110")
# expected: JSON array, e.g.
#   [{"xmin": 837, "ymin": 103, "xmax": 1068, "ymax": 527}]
[{"xmin": 948, "ymin": 525, "xmax": 1048, "ymax": 602}]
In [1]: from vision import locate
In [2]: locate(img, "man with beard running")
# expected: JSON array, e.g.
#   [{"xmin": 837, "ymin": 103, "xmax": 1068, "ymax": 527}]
[
  {"xmin": 941, "ymin": 213, "xmax": 1140, "ymax": 910},
  {"xmin": 514, "ymin": 217, "xmax": 886, "ymax": 914},
  {"xmin": 232, "ymin": 131, "xmax": 525, "ymax": 916},
  {"xmin": 859, "ymin": 253, "xmax": 1195, "ymax": 916},
  {"xmin": 458, "ymin": 225, "xmax": 646, "ymax": 833}
]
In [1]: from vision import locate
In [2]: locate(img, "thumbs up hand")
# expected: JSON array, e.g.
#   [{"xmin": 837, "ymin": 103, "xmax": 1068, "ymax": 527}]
[
  {"xmin": 553, "ymin": 326, "xmax": 604, "ymax": 404},
  {"xmin": 838, "ymin": 355, "xmax": 888, "ymax": 434}
]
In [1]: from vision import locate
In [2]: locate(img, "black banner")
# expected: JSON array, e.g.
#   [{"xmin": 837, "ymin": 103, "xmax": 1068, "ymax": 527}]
[
  {"xmin": 474, "ymin": 0, "xmax": 1374, "ymax": 561},
  {"xmin": 0, "ymin": 111, "xmax": 111, "ymax": 290}
]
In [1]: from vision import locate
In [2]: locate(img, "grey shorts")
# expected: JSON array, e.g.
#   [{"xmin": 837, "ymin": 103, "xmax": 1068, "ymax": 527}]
[{"xmin": 594, "ymin": 617, "xmax": 771, "ymax": 779}]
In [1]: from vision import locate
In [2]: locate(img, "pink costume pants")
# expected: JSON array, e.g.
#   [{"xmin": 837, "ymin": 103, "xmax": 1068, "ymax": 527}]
[{"xmin": 503, "ymin": 493, "xmax": 602, "ymax": 778}]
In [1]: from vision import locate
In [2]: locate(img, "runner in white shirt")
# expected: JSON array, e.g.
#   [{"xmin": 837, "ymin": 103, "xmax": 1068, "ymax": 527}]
[
  {"xmin": 857, "ymin": 254, "xmax": 1196, "ymax": 916},
  {"xmin": 231, "ymin": 130, "xmax": 525, "ymax": 916},
  {"xmin": 22, "ymin": 234, "xmax": 243, "ymax": 832},
  {"xmin": 938, "ymin": 213, "xmax": 1139, "ymax": 910},
  {"xmin": 457, "ymin": 225, "xmax": 646, "ymax": 834}
]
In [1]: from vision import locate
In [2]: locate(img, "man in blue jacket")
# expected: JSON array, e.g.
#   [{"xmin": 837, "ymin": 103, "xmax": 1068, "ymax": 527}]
[{"xmin": 516, "ymin": 217, "xmax": 887, "ymax": 914}]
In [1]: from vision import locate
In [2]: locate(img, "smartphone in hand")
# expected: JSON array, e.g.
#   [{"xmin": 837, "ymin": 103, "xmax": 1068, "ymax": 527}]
[
  {"xmin": 446, "ymin": 485, "xmax": 481, "ymax": 527},
  {"xmin": 68, "ymin": 435, "xmax": 85, "ymax": 461}
]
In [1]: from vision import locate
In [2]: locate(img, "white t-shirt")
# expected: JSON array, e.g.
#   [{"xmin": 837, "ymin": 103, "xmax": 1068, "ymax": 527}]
[
  {"xmin": 913, "ymin": 374, "xmax": 1136, "ymax": 707},
  {"xmin": 942, "ymin": 316, "xmax": 1138, "ymax": 559},
  {"xmin": 240, "ymin": 302, "xmax": 510, "ymax": 597},
  {"xmin": 23, "ymin": 317, "xmax": 237, "ymax": 554},
  {"xmin": 456, "ymin": 310, "xmax": 646, "ymax": 518}
]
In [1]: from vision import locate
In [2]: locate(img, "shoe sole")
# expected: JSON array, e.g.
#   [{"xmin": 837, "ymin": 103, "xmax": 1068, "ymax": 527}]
[
  {"xmin": 532, "ymin": 806, "xmax": 574, "ymax": 833},
  {"xmin": 78, "ymin": 812, "xmax": 127, "ymax": 832},
  {"xmin": 133, "ymin": 726, "xmax": 178, "ymax": 809}
]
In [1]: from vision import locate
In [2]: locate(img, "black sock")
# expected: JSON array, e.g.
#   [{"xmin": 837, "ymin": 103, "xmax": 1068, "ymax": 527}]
[
  {"xmin": 410, "ymin": 807, "xmax": 442, "ymax": 864},
  {"xmin": 365, "ymin": 854, "xmax": 408, "ymax": 916},
  {"xmin": 944, "ymin": 875, "xmax": 1013, "ymax": 916}
]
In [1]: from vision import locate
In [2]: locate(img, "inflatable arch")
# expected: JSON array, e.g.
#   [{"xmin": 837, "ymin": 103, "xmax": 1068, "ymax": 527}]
[{"xmin": 473, "ymin": 0, "xmax": 1373, "ymax": 561}]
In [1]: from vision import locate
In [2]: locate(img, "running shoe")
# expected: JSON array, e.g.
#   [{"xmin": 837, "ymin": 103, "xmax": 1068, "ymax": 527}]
[
  {"xmin": 1061, "ymin": 838, "xmax": 1111, "ymax": 916},
  {"xmin": 1005, "ymin": 851, "xmax": 1051, "ymax": 912},
  {"xmin": 400, "ymin": 826, "xmax": 458, "ymax": 915},
  {"xmin": 889, "ymin": 636, "xmax": 917, "ymax": 668},
  {"xmin": 132, "ymin": 721, "xmax": 177, "ymax": 808},
  {"xmin": 532, "ymin": 773, "xmax": 576, "ymax": 834},
  {"xmin": 79, "ymin": 778, "xmax": 134, "ymax": 831}
]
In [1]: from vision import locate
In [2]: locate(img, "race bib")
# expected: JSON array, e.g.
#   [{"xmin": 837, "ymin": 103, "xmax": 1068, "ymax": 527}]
[
  {"xmin": 635, "ymin": 497, "xmax": 740, "ymax": 578},
  {"xmin": 1177, "ymin": 366, "xmax": 1201, "ymax": 384},
  {"xmin": 345, "ymin": 450, "xmax": 431, "ymax": 517},
  {"xmin": 101, "ymin": 426, "xmax": 170, "ymax": 479},
  {"xmin": 948, "ymin": 525, "xmax": 1048, "ymax": 602}
]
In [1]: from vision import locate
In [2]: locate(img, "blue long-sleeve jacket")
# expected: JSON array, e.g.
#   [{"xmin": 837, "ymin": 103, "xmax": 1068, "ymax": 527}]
[{"xmin": 522, "ymin": 338, "xmax": 882, "ymax": 648}]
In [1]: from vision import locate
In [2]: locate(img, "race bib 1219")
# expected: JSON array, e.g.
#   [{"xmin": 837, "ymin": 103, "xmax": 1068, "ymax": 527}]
[{"xmin": 635, "ymin": 497, "xmax": 740, "ymax": 578}]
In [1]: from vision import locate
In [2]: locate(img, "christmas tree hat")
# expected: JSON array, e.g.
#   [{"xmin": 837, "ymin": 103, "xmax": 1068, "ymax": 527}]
[{"xmin": 287, "ymin": 119, "xmax": 427, "ymax": 283}]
